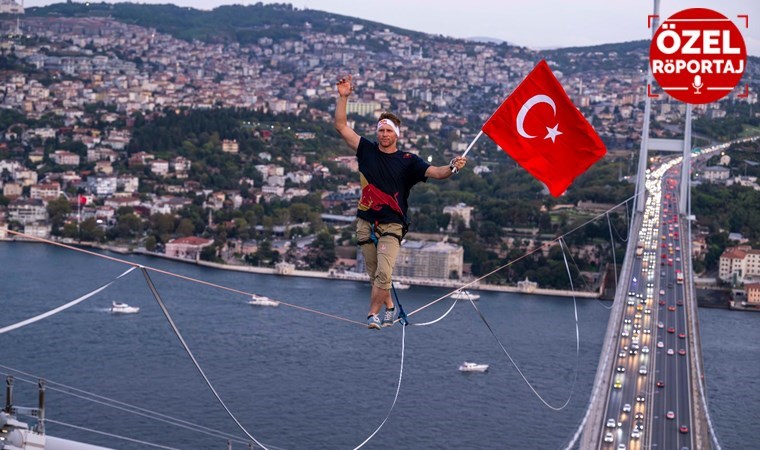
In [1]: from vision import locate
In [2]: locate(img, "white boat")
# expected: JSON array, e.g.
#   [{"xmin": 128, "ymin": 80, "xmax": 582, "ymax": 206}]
[
  {"xmin": 110, "ymin": 301, "xmax": 140, "ymax": 314},
  {"xmin": 459, "ymin": 362, "xmax": 489, "ymax": 373},
  {"xmin": 248, "ymin": 294, "xmax": 280, "ymax": 307},
  {"xmin": 450, "ymin": 289, "xmax": 480, "ymax": 300},
  {"xmin": 392, "ymin": 282, "xmax": 410, "ymax": 290}
]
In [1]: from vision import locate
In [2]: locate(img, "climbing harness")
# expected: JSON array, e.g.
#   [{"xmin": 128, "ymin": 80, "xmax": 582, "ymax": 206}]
[{"xmin": 357, "ymin": 221, "xmax": 409, "ymax": 325}]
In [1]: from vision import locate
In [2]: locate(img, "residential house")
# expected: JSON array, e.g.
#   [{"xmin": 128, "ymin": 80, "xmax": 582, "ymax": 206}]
[
  {"xmin": 88, "ymin": 176, "xmax": 118, "ymax": 196},
  {"xmin": 222, "ymin": 139, "xmax": 239, "ymax": 154},
  {"xmin": 150, "ymin": 159, "xmax": 169, "ymax": 176},
  {"xmin": 50, "ymin": 150, "xmax": 81, "ymax": 166},
  {"xmin": 30, "ymin": 182, "xmax": 62, "ymax": 200}
]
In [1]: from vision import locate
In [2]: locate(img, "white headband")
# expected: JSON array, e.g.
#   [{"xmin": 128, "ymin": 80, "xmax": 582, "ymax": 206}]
[{"xmin": 377, "ymin": 119, "xmax": 400, "ymax": 137}]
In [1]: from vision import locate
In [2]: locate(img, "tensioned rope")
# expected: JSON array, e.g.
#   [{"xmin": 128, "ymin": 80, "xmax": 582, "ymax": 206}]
[
  {"xmin": 606, "ymin": 212, "xmax": 620, "ymax": 294},
  {"xmin": 610, "ymin": 201, "xmax": 631, "ymax": 243},
  {"xmin": 352, "ymin": 325, "xmax": 406, "ymax": 450},
  {"xmin": 403, "ymin": 193, "xmax": 636, "ymax": 320},
  {"xmin": 458, "ymin": 238, "xmax": 581, "ymax": 411},
  {"xmin": 0, "ymin": 267, "xmax": 136, "ymax": 334},
  {"xmin": 140, "ymin": 267, "xmax": 270, "ymax": 450},
  {"xmin": 0, "ymin": 366, "xmax": 252, "ymax": 447},
  {"xmin": 4, "ymin": 230, "xmax": 363, "ymax": 327}
]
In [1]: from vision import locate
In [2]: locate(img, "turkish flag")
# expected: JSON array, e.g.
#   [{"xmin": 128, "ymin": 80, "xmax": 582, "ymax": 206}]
[
  {"xmin": 78, "ymin": 195, "xmax": 88, "ymax": 205},
  {"xmin": 482, "ymin": 60, "xmax": 606, "ymax": 197}
]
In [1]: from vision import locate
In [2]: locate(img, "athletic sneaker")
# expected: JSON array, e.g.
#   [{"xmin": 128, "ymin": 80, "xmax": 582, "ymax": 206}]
[
  {"xmin": 367, "ymin": 314, "xmax": 381, "ymax": 330},
  {"xmin": 381, "ymin": 309, "xmax": 395, "ymax": 327}
]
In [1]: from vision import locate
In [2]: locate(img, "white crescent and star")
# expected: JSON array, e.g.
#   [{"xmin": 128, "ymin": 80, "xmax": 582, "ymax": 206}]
[{"xmin": 515, "ymin": 94, "xmax": 563, "ymax": 143}]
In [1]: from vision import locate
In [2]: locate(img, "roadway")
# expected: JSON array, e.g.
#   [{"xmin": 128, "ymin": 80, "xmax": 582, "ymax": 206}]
[{"xmin": 595, "ymin": 164, "xmax": 695, "ymax": 450}]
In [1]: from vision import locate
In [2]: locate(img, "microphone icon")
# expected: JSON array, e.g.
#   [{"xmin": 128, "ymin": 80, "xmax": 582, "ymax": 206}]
[{"xmin": 692, "ymin": 75, "xmax": 703, "ymax": 94}]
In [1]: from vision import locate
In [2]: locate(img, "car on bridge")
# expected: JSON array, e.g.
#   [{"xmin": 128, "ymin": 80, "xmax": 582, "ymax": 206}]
[
  {"xmin": 666, "ymin": 411, "xmax": 675, "ymax": 419},
  {"xmin": 680, "ymin": 425, "xmax": 689, "ymax": 434},
  {"xmin": 657, "ymin": 380, "xmax": 665, "ymax": 388}
]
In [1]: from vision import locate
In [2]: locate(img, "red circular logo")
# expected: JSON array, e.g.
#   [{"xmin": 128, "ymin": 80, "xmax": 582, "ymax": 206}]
[{"xmin": 650, "ymin": 8, "xmax": 746, "ymax": 104}]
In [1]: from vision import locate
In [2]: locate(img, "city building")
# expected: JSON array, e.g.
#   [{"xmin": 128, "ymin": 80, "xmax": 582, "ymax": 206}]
[
  {"xmin": 347, "ymin": 100, "xmax": 382, "ymax": 117},
  {"xmin": 702, "ymin": 166, "xmax": 730, "ymax": 183},
  {"xmin": 8, "ymin": 198, "xmax": 48, "ymax": 225}
]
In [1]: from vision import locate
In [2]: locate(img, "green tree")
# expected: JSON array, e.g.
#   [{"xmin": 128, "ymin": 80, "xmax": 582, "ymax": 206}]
[
  {"xmin": 305, "ymin": 231, "xmax": 336, "ymax": 270},
  {"xmin": 46, "ymin": 197, "xmax": 72, "ymax": 235}
]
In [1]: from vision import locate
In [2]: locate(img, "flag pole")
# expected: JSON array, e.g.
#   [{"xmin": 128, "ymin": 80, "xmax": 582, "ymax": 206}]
[
  {"xmin": 452, "ymin": 130, "xmax": 482, "ymax": 174},
  {"xmin": 461, "ymin": 130, "xmax": 483, "ymax": 158}
]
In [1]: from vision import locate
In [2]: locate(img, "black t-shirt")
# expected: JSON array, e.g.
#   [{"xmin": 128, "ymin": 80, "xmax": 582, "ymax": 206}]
[{"xmin": 356, "ymin": 137, "xmax": 429, "ymax": 225}]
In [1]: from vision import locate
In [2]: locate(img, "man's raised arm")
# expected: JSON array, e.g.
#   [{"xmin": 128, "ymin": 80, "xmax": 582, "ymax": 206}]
[{"xmin": 334, "ymin": 75, "xmax": 360, "ymax": 151}]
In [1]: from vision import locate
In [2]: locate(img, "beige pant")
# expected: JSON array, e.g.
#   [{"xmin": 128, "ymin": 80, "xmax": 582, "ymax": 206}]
[{"xmin": 357, "ymin": 218, "xmax": 403, "ymax": 290}]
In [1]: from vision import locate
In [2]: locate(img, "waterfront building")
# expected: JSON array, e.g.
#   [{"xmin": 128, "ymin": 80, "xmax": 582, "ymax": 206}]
[
  {"xmin": 719, "ymin": 245, "xmax": 760, "ymax": 284},
  {"xmin": 356, "ymin": 239, "xmax": 464, "ymax": 280},
  {"xmin": 745, "ymin": 283, "xmax": 760, "ymax": 305},
  {"xmin": 165, "ymin": 236, "xmax": 214, "ymax": 260}
]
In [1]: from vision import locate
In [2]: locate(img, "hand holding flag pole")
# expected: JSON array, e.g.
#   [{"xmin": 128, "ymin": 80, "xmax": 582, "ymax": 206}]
[
  {"xmin": 479, "ymin": 60, "xmax": 606, "ymax": 196},
  {"xmin": 450, "ymin": 130, "xmax": 483, "ymax": 174}
]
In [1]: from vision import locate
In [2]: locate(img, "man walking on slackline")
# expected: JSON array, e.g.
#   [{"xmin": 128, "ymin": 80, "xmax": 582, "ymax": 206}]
[{"xmin": 334, "ymin": 74, "xmax": 467, "ymax": 329}]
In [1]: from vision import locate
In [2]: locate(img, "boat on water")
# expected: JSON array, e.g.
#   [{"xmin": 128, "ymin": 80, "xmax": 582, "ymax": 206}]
[
  {"xmin": 392, "ymin": 282, "xmax": 410, "ymax": 290},
  {"xmin": 110, "ymin": 301, "xmax": 140, "ymax": 314},
  {"xmin": 450, "ymin": 289, "xmax": 480, "ymax": 300},
  {"xmin": 459, "ymin": 362, "xmax": 489, "ymax": 373},
  {"xmin": 248, "ymin": 294, "xmax": 280, "ymax": 307}
]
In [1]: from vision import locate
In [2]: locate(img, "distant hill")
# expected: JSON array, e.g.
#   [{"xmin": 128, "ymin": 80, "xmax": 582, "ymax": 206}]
[
  {"xmin": 23, "ymin": 2, "xmax": 758, "ymax": 77},
  {"xmin": 25, "ymin": 2, "xmax": 429, "ymax": 45}
]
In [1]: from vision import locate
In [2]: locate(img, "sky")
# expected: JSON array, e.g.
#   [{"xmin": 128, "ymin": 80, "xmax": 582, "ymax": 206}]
[{"xmin": 23, "ymin": 1, "xmax": 760, "ymax": 56}]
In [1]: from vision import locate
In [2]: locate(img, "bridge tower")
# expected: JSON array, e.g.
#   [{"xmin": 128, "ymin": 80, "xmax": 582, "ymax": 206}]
[{"xmin": 634, "ymin": 1, "xmax": 694, "ymax": 218}]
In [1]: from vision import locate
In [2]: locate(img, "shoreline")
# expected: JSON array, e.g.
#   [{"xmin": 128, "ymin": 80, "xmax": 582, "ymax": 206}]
[{"xmin": 1, "ymin": 238, "xmax": 603, "ymax": 299}]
